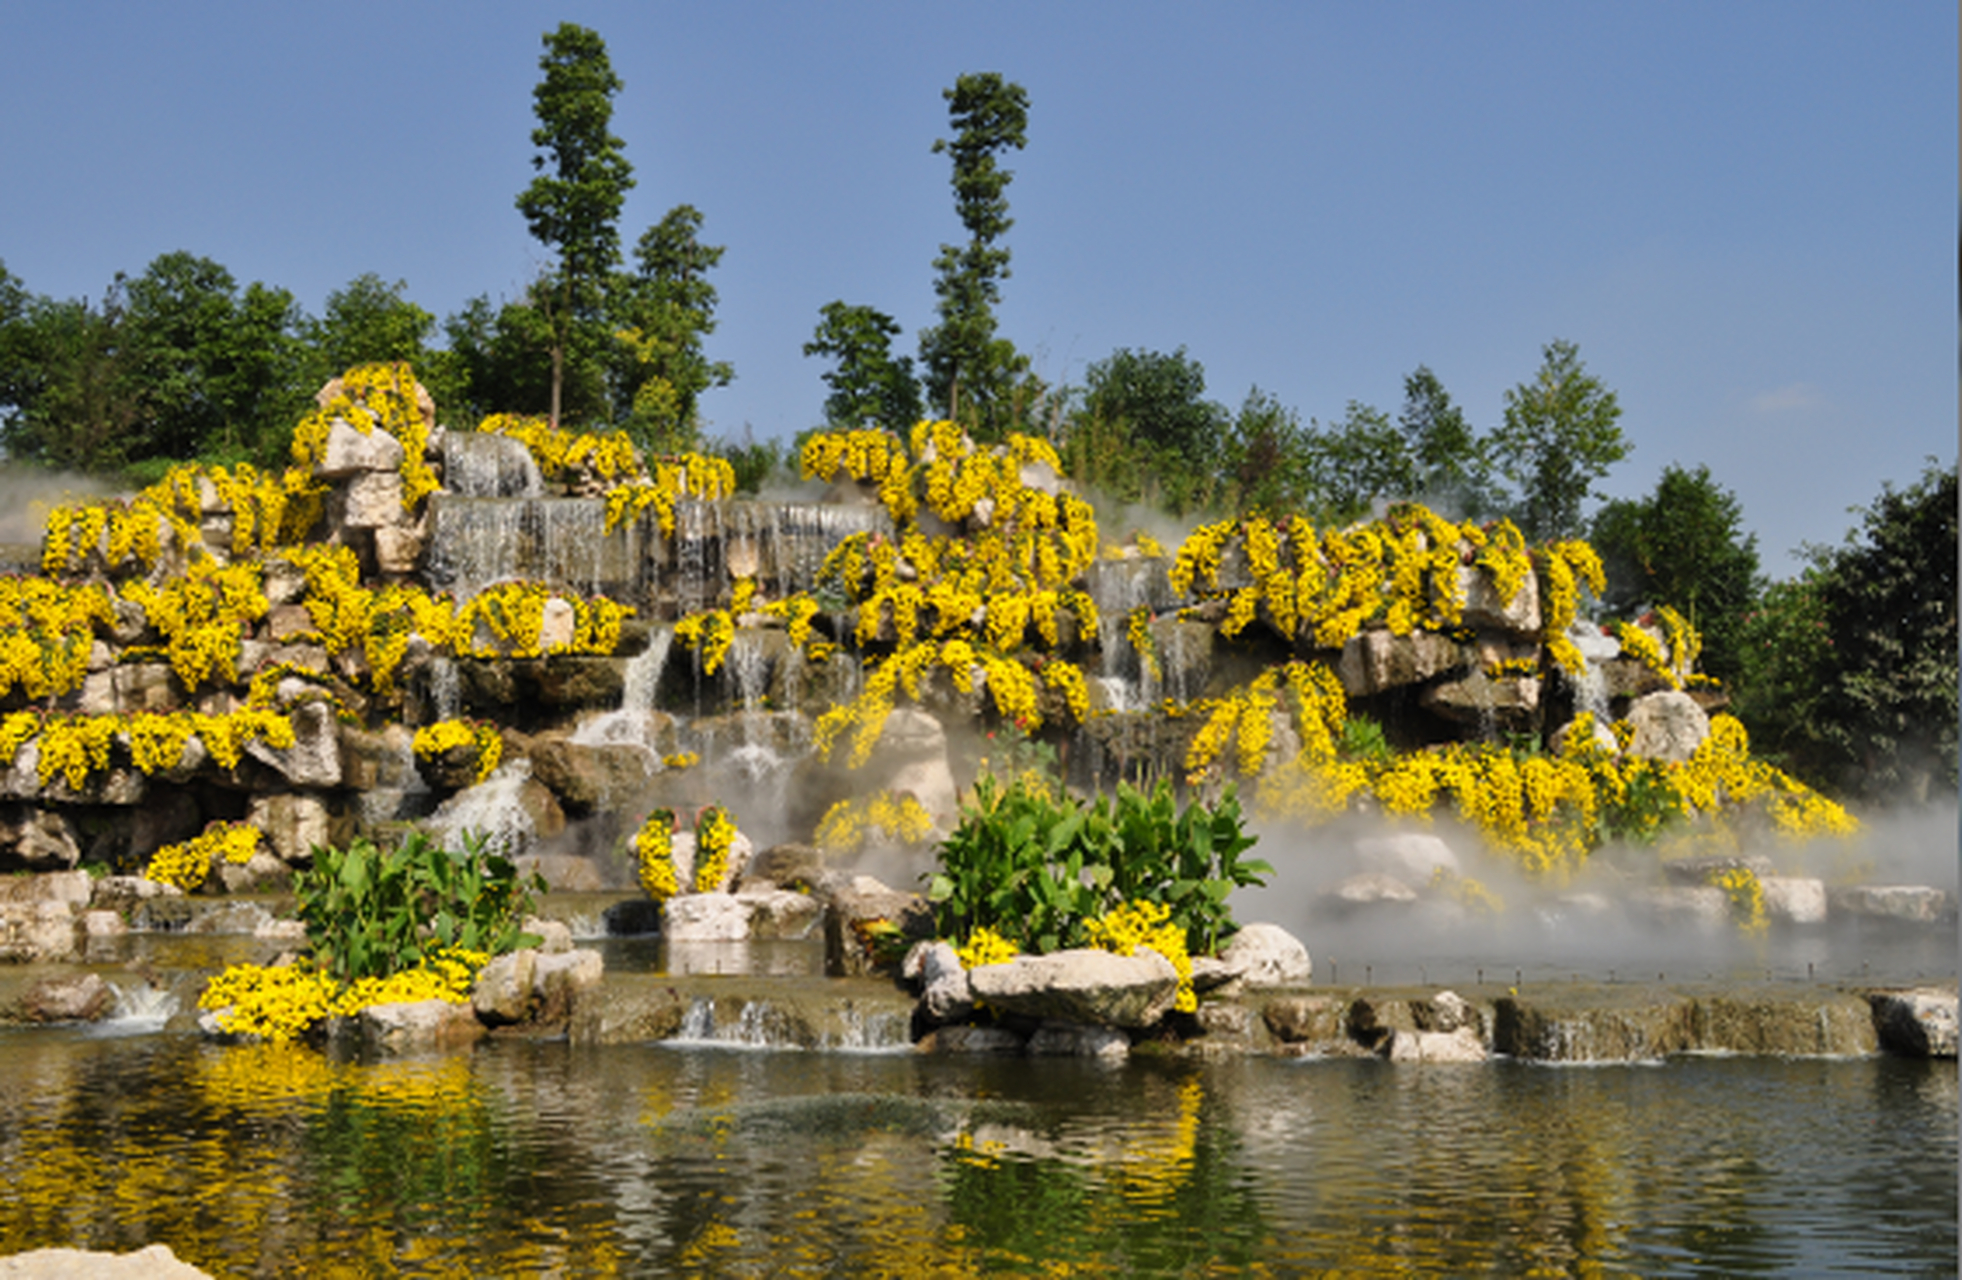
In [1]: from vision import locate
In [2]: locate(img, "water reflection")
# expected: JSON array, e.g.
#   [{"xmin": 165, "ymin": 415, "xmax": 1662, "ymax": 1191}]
[{"xmin": 0, "ymin": 1031, "xmax": 1950, "ymax": 1276}]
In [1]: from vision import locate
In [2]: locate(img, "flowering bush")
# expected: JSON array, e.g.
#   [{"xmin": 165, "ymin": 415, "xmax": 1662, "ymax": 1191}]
[
  {"xmin": 413, "ymin": 719, "xmax": 503, "ymax": 785},
  {"xmin": 693, "ymin": 805, "xmax": 737, "ymax": 893},
  {"xmin": 145, "ymin": 821, "xmax": 261, "ymax": 891},
  {"xmin": 1086, "ymin": 899, "xmax": 1195, "ymax": 1012},
  {"xmin": 633, "ymin": 809, "xmax": 680, "ymax": 901}
]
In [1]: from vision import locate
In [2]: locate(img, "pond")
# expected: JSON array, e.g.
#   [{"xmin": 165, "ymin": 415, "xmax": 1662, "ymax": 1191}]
[{"xmin": 0, "ymin": 1027, "xmax": 1951, "ymax": 1276}]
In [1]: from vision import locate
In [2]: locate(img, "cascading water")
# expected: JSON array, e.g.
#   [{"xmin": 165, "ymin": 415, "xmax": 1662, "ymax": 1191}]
[
  {"xmin": 1569, "ymin": 622, "xmax": 1621, "ymax": 721},
  {"xmin": 570, "ymin": 626, "xmax": 674, "ymax": 754},
  {"xmin": 426, "ymin": 760, "xmax": 543, "ymax": 858},
  {"xmin": 93, "ymin": 983, "xmax": 178, "ymax": 1037},
  {"xmin": 427, "ymin": 655, "xmax": 460, "ymax": 721}
]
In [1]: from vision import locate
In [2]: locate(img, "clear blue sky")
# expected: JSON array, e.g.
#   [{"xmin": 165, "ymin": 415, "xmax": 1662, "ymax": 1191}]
[{"xmin": 2, "ymin": 2, "xmax": 1952, "ymax": 575}]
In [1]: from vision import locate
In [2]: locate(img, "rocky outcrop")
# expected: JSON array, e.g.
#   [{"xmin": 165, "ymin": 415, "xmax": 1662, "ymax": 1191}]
[
  {"xmin": 1868, "ymin": 988, "xmax": 1958, "ymax": 1058},
  {"xmin": 966, "ymin": 948, "xmax": 1180, "ymax": 1029}
]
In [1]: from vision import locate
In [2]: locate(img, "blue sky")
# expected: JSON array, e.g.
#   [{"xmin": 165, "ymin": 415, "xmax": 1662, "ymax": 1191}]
[{"xmin": 2, "ymin": 2, "xmax": 1952, "ymax": 575}]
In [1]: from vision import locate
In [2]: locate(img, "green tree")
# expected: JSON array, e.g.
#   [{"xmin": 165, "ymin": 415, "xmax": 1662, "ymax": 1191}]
[
  {"xmin": 1590, "ymin": 463, "xmax": 1760, "ymax": 685},
  {"xmin": 1299, "ymin": 401, "xmax": 1413, "ymax": 523},
  {"xmin": 1490, "ymin": 339, "xmax": 1629, "ymax": 541},
  {"xmin": 610, "ymin": 204, "xmax": 734, "ymax": 454},
  {"xmin": 1223, "ymin": 388, "xmax": 1312, "ymax": 517},
  {"xmin": 515, "ymin": 22, "xmax": 635, "ymax": 428},
  {"xmin": 1808, "ymin": 462, "xmax": 1957, "ymax": 803},
  {"xmin": 804, "ymin": 300, "xmax": 922, "ymax": 433},
  {"xmin": 0, "ymin": 277, "xmax": 145, "ymax": 472},
  {"xmin": 1732, "ymin": 574, "xmax": 1833, "ymax": 778},
  {"xmin": 306, "ymin": 274, "xmax": 466, "ymax": 414},
  {"xmin": 918, "ymin": 72, "xmax": 1030, "ymax": 437},
  {"xmin": 1399, "ymin": 365, "xmax": 1495, "ymax": 515}
]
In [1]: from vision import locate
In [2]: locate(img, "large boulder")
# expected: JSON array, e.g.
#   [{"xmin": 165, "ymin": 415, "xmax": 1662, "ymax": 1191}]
[
  {"xmin": 247, "ymin": 701, "xmax": 343, "ymax": 788},
  {"xmin": 1624, "ymin": 691, "xmax": 1710, "ymax": 764},
  {"xmin": 1760, "ymin": 876, "xmax": 1828, "ymax": 925},
  {"xmin": 348, "ymin": 998, "xmax": 486, "ymax": 1052},
  {"xmin": 0, "ymin": 901, "xmax": 78, "ymax": 961},
  {"xmin": 818, "ymin": 873, "xmax": 933, "ymax": 976},
  {"xmin": 528, "ymin": 737, "xmax": 653, "ymax": 815},
  {"xmin": 1336, "ymin": 629, "xmax": 1466, "ymax": 696},
  {"xmin": 1384, "ymin": 1025, "xmax": 1487, "ymax": 1062},
  {"xmin": 966, "ymin": 948, "xmax": 1180, "ymax": 1029},
  {"xmin": 1830, "ymin": 885, "xmax": 1954, "ymax": 925},
  {"xmin": 1355, "ymin": 833, "xmax": 1459, "ymax": 882},
  {"xmin": 15, "ymin": 972, "xmax": 115, "ymax": 1023},
  {"xmin": 1458, "ymin": 563, "xmax": 1541, "ymax": 633},
  {"xmin": 1217, "ymin": 922, "xmax": 1312, "ymax": 987},
  {"xmin": 248, "ymin": 793, "xmax": 333, "ymax": 864}
]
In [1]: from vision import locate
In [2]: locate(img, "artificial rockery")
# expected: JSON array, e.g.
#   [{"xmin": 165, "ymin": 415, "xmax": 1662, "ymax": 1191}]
[{"xmin": 0, "ymin": 362, "xmax": 1873, "ymax": 1045}]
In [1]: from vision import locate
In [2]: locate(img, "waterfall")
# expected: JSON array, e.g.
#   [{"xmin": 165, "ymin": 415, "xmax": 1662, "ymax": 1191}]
[
  {"xmin": 427, "ymin": 655, "xmax": 460, "ymax": 721},
  {"xmin": 1570, "ymin": 624, "xmax": 1621, "ymax": 722},
  {"xmin": 441, "ymin": 433, "xmax": 545, "ymax": 498},
  {"xmin": 93, "ymin": 983, "xmax": 178, "ymax": 1036},
  {"xmin": 425, "ymin": 760, "xmax": 541, "ymax": 858},
  {"xmin": 570, "ymin": 626, "xmax": 674, "ymax": 752},
  {"xmin": 425, "ymin": 496, "xmax": 641, "ymax": 605}
]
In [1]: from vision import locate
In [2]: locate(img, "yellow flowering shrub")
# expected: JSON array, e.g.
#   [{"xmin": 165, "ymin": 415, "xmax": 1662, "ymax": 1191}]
[
  {"xmin": 693, "ymin": 805, "xmax": 738, "ymax": 893},
  {"xmin": 122, "ymin": 559, "xmax": 269, "ymax": 689},
  {"xmin": 0, "ymin": 576, "xmax": 112, "ymax": 699},
  {"xmin": 1709, "ymin": 866, "xmax": 1768, "ymax": 936},
  {"xmin": 815, "ymin": 791, "xmax": 935, "ymax": 854},
  {"xmin": 199, "ymin": 963, "xmax": 340, "ymax": 1046},
  {"xmin": 955, "ymin": 926, "xmax": 1020, "ymax": 969},
  {"xmin": 145, "ymin": 821, "xmax": 261, "ymax": 891},
  {"xmin": 412, "ymin": 719, "xmax": 503, "ymax": 785},
  {"xmin": 479, "ymin": 413, "xmax": 642, "ymax": 484},
  {"xmin": 633, "ymin": 809, "xmax": 680, "ymax": 901},
  {"xmin": 291, "ymin": 362, "xmax": 438, "ymax": 510},
  {"xmin": 1086, "ymin": 899, "xmax": 1195, "ymax": 1013},
  {"xmin": 604, "ymin": 453, "xmax": 739, "ymax": 536}
]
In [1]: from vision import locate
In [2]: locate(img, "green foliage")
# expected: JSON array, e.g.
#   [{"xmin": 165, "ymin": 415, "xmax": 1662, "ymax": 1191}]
[
  {"xmin": 1338, "ymin": 715, "xmax": 1392, "ymax": 766},
  {"xmin": 1399, "ymin": 365, "xmax": 1496, "ymax": 516},
  {"xmin": 1063, "ymin": 347, "xmax": 1229, "ymax": 515},
  {"xmin": 1733, "ymin": 574, "xmax": 1832, "ymax": 775},
  {"xmin": 919, "ymin": 72, "xmax": 1031, "ymax": 437},
  {"xmin": 710, "ymin": 429, "xmax": 784, "ymax": 494},
  {"xmin": 611, "ymin": 204, "xmax": 734, "ymax": 454},
  {"xmin": 295, "ymin": 831, "xmax": 544, "ymax": 985},
  {"xmin": 1807, "ymin": 461, "xmax": 1957, "ymax": 803},
  {"xmin": 1591, "ymin": 462, "xmax": 1760, "ymax": 684},
  {"xmin": 515, "ymin": 22, "xmax": 636, "ymax": 427},
  {"xmin": 1220, "ymin": 388, "xmax": 1310, "ymax": 517},
  {"xmin": 1490, "ymin": 339, "xmax": 1629, "ymax": 541},
  {"xmin": 928, "ymin": 776, "xmax": 1270, "ymax": 957},
  {"xmin": 805, "ymin": 300, "xmax": 923, "ymax": 433}
]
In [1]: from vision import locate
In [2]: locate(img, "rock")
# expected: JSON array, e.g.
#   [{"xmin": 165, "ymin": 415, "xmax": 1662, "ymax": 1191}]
[
  {"xmin": 820, "ymin": 874, "xmax": 933, "ymax": 977},
  {"xmin": 1218, "ymin": 923, "xmax": 1312, "ymax": 987},
  {"xmin": 0, "ymin": 870, "xmax": 91, "ymax": 909},
  {"xmin": 867, "ymin": 708, "xmax": 958, "ymax": 826},
  {"xmin": 663, "ymin": 892, "xmax": 749, "ymax": 941},
  {"xmin": 1830, "ymin": 885, "xmax": 1954, "ymax": 924},
  {"xmin": 247, "ymin": 701, "xmax": 342, "ymax": 788},
  {"xmin": 1384, "ymin": 1026, "xmax": 1487, "ymax": 1062},
  {"xmin": 1261, "ymin": 995, "xmax": 1351, "ymax": 1047},
  {"xmin": 1760, "ymin": 876, "xmax": 1828, "ymax": 925},
  {"xmin": 514, "ymin": 853, "xmax": 606, "ymax": 892},
  {"xmin": 316, "ymin": 417, "xmax": 405, "ymax": 477},
  {"xmin": 372, "ymin": 523, "xmax": 426, "ymax": 574},
  {"xmin": 1624, "ymin": 690, "xmax": 1710, "ymax": 764},
  {"xmin": 533, "ymin": 948, "xmax": 605, "ymax": 1019},
  {"xmin": 910, "ymin": 940, "xmax": 974, "ymax": 1022},
  {"xmin": 16, "ymin": 972, "xmax": 114, "ymax": 1022},
  {"xmin": 537, "ymin": 597, "xmax": 577, "ymax": 652},
  {"xmin": 522, "ymin": 915, "xmax": 575, "ymax": 953},
  {"xmin": 0, "ymin": 901, "xmax": 78, "ymax": 961},
  {"xmin": 1316, "ymin": 872, "xmax": 1420, "ymax": 918},
  {"xmin": 743, "ymin": 842, "xmax": 825, "ymax": 890},
  {"xmin": 89, "ymin": 875, "xmax": 183, "ymax": 914},
  {"xmin": 1355, "ymin": 833, "xmax": 1459, "ymax": 882},
  {"xmin": 1419, "ymin": 670, "xmax": 1540, "ymax": 728},
  {"xmin": 1418, "ymin": 989, "xmax": 1478, "ymax": 1034},
  {"xmin": 216, "ymin": 849, "xmax": 293, "ymax": 894},
  {"xmin": 1027, "ymin": 1021, "xmax": 1130, "ymax": 1058},
  {"xmin": 0, "ymin": 805, "xmax": 80, "ymax": 871},
  {"xmin": 1631, "ymin": 886, "xmax": 1731, "ymax": 932},
  {"xmin": 338, "ymin": 470, "xmax": 406, "ymax": 529},
  {"xmin": 442, "ymin": 432, "xmax": 545, "ymax": 498},
  {"xmin": 1335, "ymin": 629, "xmax": 1466, "ymax": 696},
  {"xmin": 82, "ymin": 909, "xmax": 127, "ymax": 939},
  {"xmin": 473, "ymin": 949, "xmax": 539, "ymax": 1025},
  {"xmin": 1459, "ymin": 563, "xmax": 1541, "ymax": 633},
  {"xmin": 528, "ymin": 738, "xmax": 654, "ymax": 816},
  {"xmin": 253, "ymin": 917, "xmax": 306, "ymax": 943},
  {"xmin": 1661, "ymin": 853, "xmax": 1774, "ymax": 887},
  {"xmin": 0, "ymin": 1244, "xmax": 214, "ymax": 1279},
  {"xmin": 1548, "ymin": 714, "xmax": 1619, "ymax": 756},
  {"xmin": 352, "ymin": 998, "xmax": 486, "ymax": 1052},
  {"xmin": 247, "ymin": 792, "xmax": 333, "ymax": 864},
  {"xmin": 737, "ymin": 889, "xmax": 822, "ymax": 940},
  {"xmin": 917, "ymin": 1024, "xmax": 1024, "ymax": 1055},
  {"xmin": 1868, "ymin": 988, "xmax": 1958, "ymax": 1058},
  {"xmin": 967, "ymin": 948, "xmax": 1180, "ymax": 1029}
]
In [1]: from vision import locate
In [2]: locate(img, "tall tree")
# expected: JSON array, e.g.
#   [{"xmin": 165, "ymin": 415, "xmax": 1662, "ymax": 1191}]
[
  {"xmin": 1590, "ymin": 463, "xmax": 1760, "ymax": 685},
  {"xmin": 1490, "ymin": 339, "xmax": 1629, "ymax": 541},
  {"xmin": 611, "ymin": 204, "xmax": 734, "ymax": 454},
  {"xmin": 917, "ymin": 72, "xmax": 1030, "ymax": 438},
  {"xmin": 1808, "ymin": 462, "xmax": 1957, "ymax": 803},
  {"xmin": 1399, "ymin": 365, "xmax": 1494, "ymax": 515},
  {"xmin": 515, "ymin": 22, "xmax": 635, "ymax": 428},
  {"xmin": 1223, "ymin": 388, "xmax": 1312, "ymax": 517},
  {"xmin": 804, "ymin": 300, "xmax": 922, "ymax": 433},
  {"xmin": 1066, "ymin": 347, "xmax": 1226, "ymax": 512}
]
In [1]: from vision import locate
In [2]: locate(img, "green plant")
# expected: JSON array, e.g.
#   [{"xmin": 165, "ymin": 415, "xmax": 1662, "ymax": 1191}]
[
  {"xmin": 1338, "ymin": 715, "xmax": 1392, "ymax": 765},
  {"xmin": 927, "ymin": 776, "xmax": 1270, "ymax": 957},
  {"xmin": 296, "ymin": 830, "xmax": 544, "ymax": 984}
]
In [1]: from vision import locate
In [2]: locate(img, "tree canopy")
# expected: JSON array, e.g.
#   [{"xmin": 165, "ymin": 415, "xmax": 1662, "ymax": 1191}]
[
  {"xmin": 918, "ymin": 72, "xmax": 1030, "ymax": 437},
  {"xmin": 1490, "ymin": 339, "xmax": 1629, "ymax": 541}
]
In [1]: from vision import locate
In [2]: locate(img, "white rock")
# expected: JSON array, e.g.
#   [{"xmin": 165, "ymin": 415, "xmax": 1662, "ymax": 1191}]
[
  {"xmin": 1625, "ymin": 690, "xmax": 1711, "ymax": 764},
  {"xmin": 1761, "ymin": 876, "xmax": 1828, "ymax": 925},
  {"xmin": 1218, "ymin": 922, "xmax": 1312, "ymax": 987},
  {"xmin": 1355, "ymin": 833, "xmax": 1460, "ymax": 881},
  {"xmin": 1385, "ymin": 1026, "xmax": 1487, "ymax": 1063},
  {"xmin": 967, "ymin": 948, "xmax": 1179, "ymax": 1029}
]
